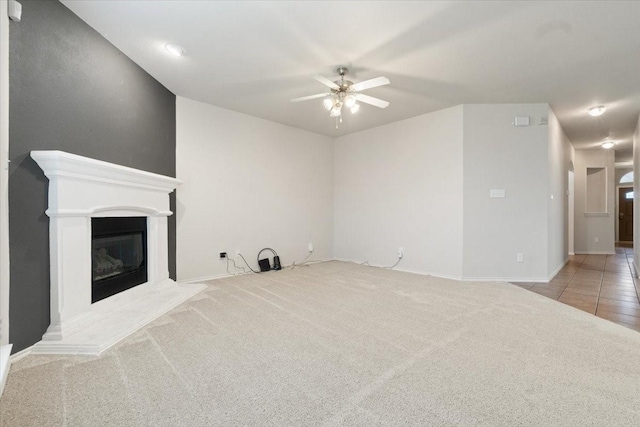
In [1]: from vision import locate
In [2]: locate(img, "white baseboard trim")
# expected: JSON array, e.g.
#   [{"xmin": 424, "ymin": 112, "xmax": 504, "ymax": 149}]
[
  {"xmin": 9, "ymin": 344, "xmax": 33, "ymax": 363},
  {"xmin": 178, "ymin": 259, "xmax": 334, "ymax": 283},
  {"xmin": 396, "ymin": 267, "xmax": 463, "ymax": 281},
  {"xmin": 461, "ymin": 276, "xmax": 549, "ymax": 283},
  {"xmin": 287, "ymin": 258, "xmax": 332, "ymax": 268},
  {"xmin": 569, "ymin": 252, "xmax": 575, "ymax": 256},
  {"xmin": 332, "ymin": 258, "xmax": 463, "ymax": 281},
  {"xmin": 573, "ymin": 251, "xmax": 616, "ymax": 255},
  {"xmin": 333, "ymin": 258, "xmax": 556, "ymax": 283},
  {"xmin": 178, "ymin": 273, "xmax": 232, "ymax": 284},
  {"xmin": 547, "ymin": 258, "xmax": 569, "ymax": 281},
  {"xmin": 1, "ymin": 344, "xmax": 12, "ymax": 397}
]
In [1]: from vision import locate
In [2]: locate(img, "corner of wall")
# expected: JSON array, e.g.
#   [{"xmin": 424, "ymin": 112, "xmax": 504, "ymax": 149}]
[
  {"xmin": 633, "ymin": 113, "xmax": 640, "ymax": 270},
  {"xmin": 175, "ymin": 97, "xmax": 335, "ymax": 281},
  {"xmin": 0, "ymin": 343, "xmax": 12, "ymax": 397},
  {"xmin": 334, "ymin": 106, "xmax": 464, "ymax": 278},
  {"xmin": 1, "ymin": 0, "xmax": 11, "ymax": 351},
  {"xmin": 1, "ymin": 0, "xmax": 13, "ymax": 396},
  {"xmin": 462, "ymin": 103, "xmax": 550, "ymax": 280},
  {"xmin": 546, "ymin": 107, "xmax": 574, "ymax": 278}
]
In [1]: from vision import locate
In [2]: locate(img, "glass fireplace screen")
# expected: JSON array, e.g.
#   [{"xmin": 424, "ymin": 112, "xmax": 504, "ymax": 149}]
[{"xmin": 92, "ymin": 232, "xmax": 145, "ymax": 282}]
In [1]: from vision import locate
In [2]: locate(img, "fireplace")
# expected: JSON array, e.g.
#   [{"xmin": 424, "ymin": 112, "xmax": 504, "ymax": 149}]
[
  {"xmin": 92, "ymin": 217, "xmax": 147, "ymax": 303},
  {"xmin": 30, "ymin": 150, "xmax": 206, "ymax": 355}
]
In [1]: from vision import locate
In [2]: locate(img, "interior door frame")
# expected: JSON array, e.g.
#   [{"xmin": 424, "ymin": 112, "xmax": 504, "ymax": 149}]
[{"xmin": 617, "ymin": 184, "xmax": 633, "ymax": 242}]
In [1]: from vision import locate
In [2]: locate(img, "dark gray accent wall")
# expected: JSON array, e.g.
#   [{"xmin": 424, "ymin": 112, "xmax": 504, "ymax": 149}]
[{"xmin": 9, "ymin": 0, "xmax": 176, "ymax": 353}]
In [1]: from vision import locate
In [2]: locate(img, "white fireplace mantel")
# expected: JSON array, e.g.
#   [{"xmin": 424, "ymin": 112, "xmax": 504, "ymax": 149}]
[{"xmin": 30, "ymin": 150, "xmax": 205, "ymax": 355}]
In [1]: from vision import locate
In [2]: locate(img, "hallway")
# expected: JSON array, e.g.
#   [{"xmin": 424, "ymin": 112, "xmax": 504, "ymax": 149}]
[{"xmin": 514, "ymin": 247, "xmax": 640, "ymax": 333}]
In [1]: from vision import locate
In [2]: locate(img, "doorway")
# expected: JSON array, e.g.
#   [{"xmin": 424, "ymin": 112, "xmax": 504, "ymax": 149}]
[
  {"xmin": 568, "ymin": 168, "xmax": 575, "ymax": 255},
  {"xmin": 618, "ymin": 187, "xmax": 634, "ymax": 242}
]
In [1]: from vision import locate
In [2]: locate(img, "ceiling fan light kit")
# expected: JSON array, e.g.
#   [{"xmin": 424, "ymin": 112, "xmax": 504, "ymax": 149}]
[
  {"xmin": 291, "ymin": 67, "xmax": 390, "ymax": 127},
  {"xmin": 601, "ymin": 140, "xmax": 615, "ymax": 149},
  {"xmin": 588, "ymin": 105, "xmax": 606, "ymax": 117},
  {"xmin": 165, "ymin": 43, "xmax": 186, "ymax": 56}
]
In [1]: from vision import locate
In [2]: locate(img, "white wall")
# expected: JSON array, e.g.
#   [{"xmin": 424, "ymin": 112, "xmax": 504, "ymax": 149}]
[
  {"xmin": 333, "ymin": 106, "xmax": 464, "ymax": 278},
  {"xmin": 634, "ymin": 113, "xmax": 640, "ymax": 271},
  {"xmin": 462, "ymin": 104, "xmax": 550, "ymax": 280},
  {"xmin": 547, "ymin": 107, "xmax": 574, "ymax": 276},
  {"xmin": 573, "ymin": 149, "xmax": 616, "ymax": 254},
  {"xmin": 175, "ymin": 99, "xmax": 572, "ymax": 283},
  {"xmin": 176, "ymin": 97, "xmax": 334, "ymax": 281}
]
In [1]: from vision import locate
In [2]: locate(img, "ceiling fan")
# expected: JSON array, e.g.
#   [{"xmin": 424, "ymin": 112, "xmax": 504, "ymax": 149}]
[{"xmin": 291, "ymin": 67, "xmax": 390, "ymax": 122}]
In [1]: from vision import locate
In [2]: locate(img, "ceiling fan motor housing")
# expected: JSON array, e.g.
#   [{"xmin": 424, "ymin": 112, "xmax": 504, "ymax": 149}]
[{"xmin": 332, "ymin": 67, "xmax": 354, "ymax": 93}]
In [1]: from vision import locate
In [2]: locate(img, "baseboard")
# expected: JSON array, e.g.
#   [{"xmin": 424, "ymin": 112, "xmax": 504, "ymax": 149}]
[
  {"xmin": 332, "ymin": 258, "xmax": 464, "ymax": 280},
  {"xmin": 394, "ymin": 267, "xmax": 463, "ymax": 281},
  {"xmin": 286, "ymin": 258, "xmax": 332, "ymax": 268},
  {"xmin": 547, "ymin": 258, "xmax": 569, "ymax": 281},
  {"xmin": 332, "ymin": 258, "xmax": 556, "ymax": 283},
  {"xmin": 179, "ymin": 259, "xmax": 334, "ymax": 283},
  {"xmin": 569, "ymin": 252, "xmax": 575, "ymax": 256},
  {"xmin": 9, "ymin": 345, "xmax": 32, "ymax": 362},
  {"xmin": 573, "ymin": 251, "xmax": 616, "ymax": 255},
  {"xmin": 0, "ymin": 344, "xmax": 12, "ymax": 397},
  {"xmin": 178, "ymin": 273, "xmax": 232, "ymax": 284},
  {"xmin": 461, "ymin": 276, "xmax": 549, "ymax": 283}
]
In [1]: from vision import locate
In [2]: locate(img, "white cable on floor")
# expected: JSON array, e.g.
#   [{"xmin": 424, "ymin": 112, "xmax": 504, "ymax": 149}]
[{"xmin": 290, "ymin": 251, "xmax": 313, "ymax": 269}]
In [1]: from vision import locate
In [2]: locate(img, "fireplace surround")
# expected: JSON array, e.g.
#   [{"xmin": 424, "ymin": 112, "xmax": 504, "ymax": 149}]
[{"xmin": 30, "ymin": 151, "xmax": 205, "ymax": 355}]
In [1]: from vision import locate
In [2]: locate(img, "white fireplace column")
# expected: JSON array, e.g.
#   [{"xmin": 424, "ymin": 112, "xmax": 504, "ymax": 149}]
[{"xmin": 30, "ymin": 151, "xmax": 205, "ymax": 354}]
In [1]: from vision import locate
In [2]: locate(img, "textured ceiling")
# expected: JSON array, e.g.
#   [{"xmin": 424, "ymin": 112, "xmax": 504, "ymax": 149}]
[{"xmin": 61, "ymin": 1, "xmax": 640, "ymax": 161}]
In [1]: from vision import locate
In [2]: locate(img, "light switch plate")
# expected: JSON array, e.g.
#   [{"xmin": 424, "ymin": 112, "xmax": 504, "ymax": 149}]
[{"xmin": 490, "ymin": 189, "xmax": 506, "ymax": 198}]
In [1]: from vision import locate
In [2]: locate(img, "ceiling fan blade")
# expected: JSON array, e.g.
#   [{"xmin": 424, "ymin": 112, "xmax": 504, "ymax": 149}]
[
  {"xmin": 290, "ymin": 93, "xmax": 330, "ymax": 102},
  {"xmin": 355, "ymin": 93, "xmax": 389, "ymax": 109},
  {"xmin": 312, "ymin": 75, "xmax": 340, "ymax": 90},
  {"xmin": 351, "ymin": 76, "xmax": 390, "ymax": 92}
]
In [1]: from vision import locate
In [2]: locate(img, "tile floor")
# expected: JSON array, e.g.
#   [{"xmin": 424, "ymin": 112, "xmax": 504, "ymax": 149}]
[{"xmin": 513, "ymin": 246, "xmax": 640, "ymax": 333}]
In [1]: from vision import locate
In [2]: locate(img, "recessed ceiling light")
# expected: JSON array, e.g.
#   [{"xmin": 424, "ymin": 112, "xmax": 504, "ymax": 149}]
[
  {"xmin": 588, "ymin": 105, "xmax": 606, "ymax": 117},
  {"xmin": 165, "ymin": 43, "xmax": 186, "ymax": 56},
  {"xmin": 601, "ymin": 141, "xmax": 615, "ymax": 149}
]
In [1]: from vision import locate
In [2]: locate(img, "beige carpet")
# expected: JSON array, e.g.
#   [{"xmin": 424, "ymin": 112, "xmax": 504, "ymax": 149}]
[{"xmin": 2, "ymin": 261, "xmax": 640, "ymax": 426}]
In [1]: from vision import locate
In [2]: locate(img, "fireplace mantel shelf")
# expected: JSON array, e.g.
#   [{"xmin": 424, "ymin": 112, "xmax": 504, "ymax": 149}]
[
  {"xmin": 30, "ymin": 150, "xmax": 205, "ymax": 356},
  {"xmin": 31, "ymin": 150, "xmax": 182, "ymax": 192}
]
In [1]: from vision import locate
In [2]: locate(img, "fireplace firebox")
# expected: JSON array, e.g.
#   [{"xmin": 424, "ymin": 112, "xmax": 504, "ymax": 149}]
[{"xmin": 91, "ymin": 217, "xmax": 147, "ymax": 303}]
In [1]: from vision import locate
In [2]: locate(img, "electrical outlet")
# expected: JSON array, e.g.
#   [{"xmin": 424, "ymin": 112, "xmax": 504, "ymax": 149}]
[
  {"xmin": 308, "ymin": 242, "xmax": 314, "ymax": 252},
  {"xmin": 219, "ymin": 252, "xmax": 227, "ymax": 259},
  {"xmin": 516, "ymin": 253, "xmax": 524, "ymax": 263},
  {"xmin": 595, "ymin": 237, "xmax": 599, "ymax": 243},
  {"xmin": 398, "ymin": 247, "xmax": 404, "ymax": 259}
]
